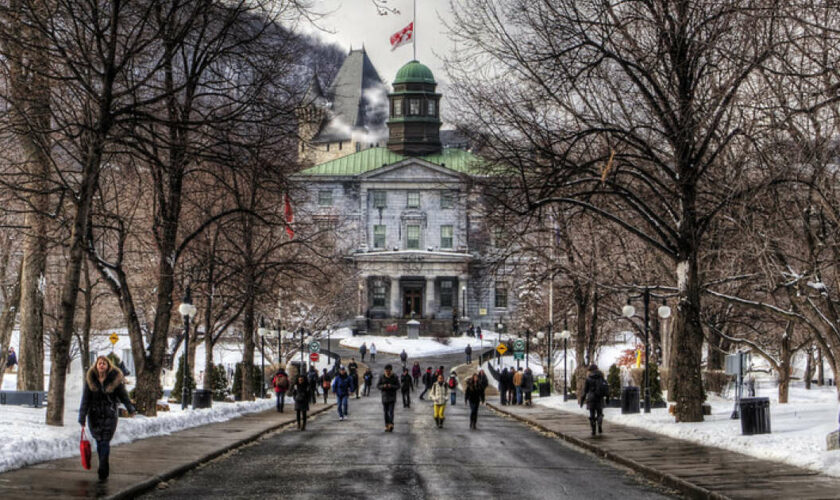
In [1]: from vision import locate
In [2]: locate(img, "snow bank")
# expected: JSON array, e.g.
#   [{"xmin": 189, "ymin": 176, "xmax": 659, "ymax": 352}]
[
  {"xmin": 340, "ymin": 333, "xmax": 499, "ymax": 358},
  {"xmin": 537, "ymin": 381, "xmax": 840, "ymax": 477}
]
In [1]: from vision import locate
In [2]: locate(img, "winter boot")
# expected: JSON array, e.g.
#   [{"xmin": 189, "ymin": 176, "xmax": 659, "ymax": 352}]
[
  {"xmin": 590, "ymin": 419, "xmax": 597, "ymax": 436},
  {"xmin": 434, "ymin": 417, "xmax": 440, "ymax": 428},
  {"xmin": 597, "ymin": 415, "xmax": 603, "ymax": 434},
  {"xmin": 440, "ymin": 418, "xmax": 445, "ymax": 428}
]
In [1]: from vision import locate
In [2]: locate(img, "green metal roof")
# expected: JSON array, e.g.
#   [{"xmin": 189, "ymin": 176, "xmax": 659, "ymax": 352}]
[
  {"xmin": 393, "ymin": 60, "xmax": 435, "ymax": 85},
  {"xmin": 298, "ymin": 147, "xmax": 482, "ymax": 176}
]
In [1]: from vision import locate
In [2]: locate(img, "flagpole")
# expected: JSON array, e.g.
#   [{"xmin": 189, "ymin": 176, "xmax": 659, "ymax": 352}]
[{"xmin": 413, "ymin": 0, "xmax": 416, "ymax": 60}]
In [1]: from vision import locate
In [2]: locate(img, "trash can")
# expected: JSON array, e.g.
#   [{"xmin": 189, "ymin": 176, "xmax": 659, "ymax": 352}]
[
  {"xmin": 539, "ymin": 382, "xmax": 551, "ymax": 397},
  {"xmin": 621, "ymin": 386, "xmax": 640, "ymax": 414},
  {"xmin": 192, "ymin": 389, "xmax": 212, "ymax": 409},
  {"xmin": 739, "ymin": 397, "xmax": 771, "ymax": 435}
]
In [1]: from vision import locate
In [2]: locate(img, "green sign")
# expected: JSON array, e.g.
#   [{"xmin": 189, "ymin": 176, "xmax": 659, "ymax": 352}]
[
  {"xmin": 513, "ymin": 339, "xmax": 526, "ymax": 352},
  {"xmin": 513, "ymin": 351, "xmax": 524, "ymax": 360},
  {"xmin": 309, "ymin": 341, "xmax": 321, "ymax": 353}
]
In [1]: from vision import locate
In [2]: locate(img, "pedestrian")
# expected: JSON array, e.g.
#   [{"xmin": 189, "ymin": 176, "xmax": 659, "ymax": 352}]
[
  {"xmin": 272, "ymin": 368, "xmax": 290, "ymax": 412},
  {"xmin": 513, "ymin": 367, "xmax": 524, "ymax": 405},
  {"xmin": 435, "ymin": 365, "xmax": 444, "ymax": 379},
  {"xmin": 448, "ymin": 371, "xmax": 458, "ymax": 405},
  {"xmin": 522, "ymin": 367, "xmax": 534, "ymax": 406},
  {"xmin": 581, "ymin": 364, "xmax": 608, "ymax": 436},
  {"xmin": 363, "ymin": 368, "xmax": 373, "ymax": 396},
  {"xmin": 477, "ymin": 369, "xmax": 488, "ymax": 405},
  {"xmin": 359, "ymin": 342, "xmax": 367, "ymax": 362},
  {"xmin": 419, "ymin": 367, "xmax": 433, "ymax": 400},
  {"xmin": 370, "ymin": 342, "xmax": 377, "ymax": 362},
  {"xmin": 499, "ymin": 367, "xmax": 509, "ymax": 405},
  {"xmin": 430, "ymin": 373, "xmax": 450, "ymax": 428},
  {"xmin": 465, "ymin": 373, "xmax": 482, "ymax": 430},
  {"xmin": 400, "ymin": 349, "xmax": 407, "ymax": 367},
  {"xmin": 307, "ymin": 365, "xmax": 319, "ymax": 404},
  {"xmin": 476, "ymin": 325, "xmax": 482, "ymax": 340},
  {"xmin": 290, "ymin": 375, "xmax": 309, "ymax": 430},
  {"xmin": 465, "ymin": 344, "xmax": 472, "ymax": 364},
  {"xmin": 79, "ymin": 355, "xmax": 136, "ymax": 481},
  {"xmin": 411, "ymin": 361, "xmax": 421, "ymax": 387},
  {"xmin": 319, "ymin": 368, "xmax": 331, "ymax": 404},
  {"xmin": 400, "ymin": 367, "xmax": 413, "ymax": 408},
  {"xmin": 6, "ymin": 346, "xmax": 16, "ymax": 372},
  {"xmin": 348, "ymin": 358, "xmax": 360, "ymax": 399},
  {"xmin": 377, "ymin": 364, "xmax": 401, "ymax": 432},
  {"xmin": 331, "ymin": 365, "xmax": 355, "ymax": 421}
]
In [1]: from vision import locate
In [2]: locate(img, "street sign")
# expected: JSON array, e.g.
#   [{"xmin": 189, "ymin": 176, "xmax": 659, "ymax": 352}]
[
  {"xmin": 496, "ymin": 343, "xmax": 507, "ymax": 355},
  {"xmin": 513, "ymin": 339, "xmax": 525, "ymax": 352},
  {"xmin": 513, "ymin": 351, "xmax": 524, "ymax": 360},
  {"xmin": 309, "ymin": 352, "xmax": 319, "ymax": 362},
  {"xmin": 309, "ymin": 341, "xmax": 320, "ymax": 353},
  {"xmin": 479, "ymin": 308, "xmax": 487, "ymax": 316},
  {"xmin": 109, "ymin": 333, "xmax": 119, "ymax": 345}
]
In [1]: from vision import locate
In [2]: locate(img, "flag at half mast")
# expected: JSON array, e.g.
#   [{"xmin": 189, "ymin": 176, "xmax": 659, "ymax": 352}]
[{"xmin": 390, "ymin": 21, "xmax": 413, "ymax": 51}]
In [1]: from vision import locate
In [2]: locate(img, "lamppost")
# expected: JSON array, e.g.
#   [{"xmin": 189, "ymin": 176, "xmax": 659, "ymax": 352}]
[
  {"xmin": 622, "ymin": 288, "xmax": 672, "ymax": 413},
  {"xmin": 525, "ymin": 329, "xmax": 531, "ymax": 370},
  {"xmin": 298, "ymin": 327, "xmax": 306, "ymax": 374},
  {"xmin": 461, "ymin": 285, "xmax": 467, "ymax": 319},
  {"xmin": 178, "ymin": 287, "xmax": 198, "ymax": 410},
  {"xmin": 560, "ymin": 320, "xmax": 572, "ymax": 401},
  {"xmin": 536, "ymin": 331, "xmax": 545, "ymax": 390},
  {"xmin": 496, "ymin": 318, "xmax": 505, "ymax": 367},
  {"xmin": 257, "ymin": 318, "xmax": 269, "ymax": 398}
]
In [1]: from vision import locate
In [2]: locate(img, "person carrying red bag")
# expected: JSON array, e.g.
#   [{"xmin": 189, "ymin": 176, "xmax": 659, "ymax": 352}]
[{"xmin": 272, "ymin": 368, "xmax": 290, "ymax": 412}]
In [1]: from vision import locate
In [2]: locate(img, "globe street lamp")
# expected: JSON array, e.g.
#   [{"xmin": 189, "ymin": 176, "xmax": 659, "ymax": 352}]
[
  {"xmin": 178, "ymin": 287, "xmax": 198, "ymax": 410},
  {"xmin": 559, "ymin": 326, "xmax": 572, "ymax": 401},
  {"xmin": 622, "ymin": 288, "xmax": 672, "ymax": 413}
]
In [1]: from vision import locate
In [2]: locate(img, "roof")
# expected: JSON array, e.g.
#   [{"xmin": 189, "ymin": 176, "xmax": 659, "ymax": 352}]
[
  {"xmin": 315, "ymin": 48, "xmax": 387, "ymax": 142},
  {"xmin": 302, "ymin": 74, "xmax": 325, "ymax": 106},
  {"xmin": 394, "ymin": 60, "xmax": 435, "ymax": 85},
  {"xmin": 297, "ymin": 147, "xmax": 482, "ymax": 176}
]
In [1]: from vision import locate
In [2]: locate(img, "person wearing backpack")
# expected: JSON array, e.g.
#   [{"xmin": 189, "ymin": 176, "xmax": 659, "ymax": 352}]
[
  {"xmin": 319, "ymin": 368, "xmax": 331, "ymax": 404},
  {"xmin": 363, "ymin": 368, "xmax": 374, "ymax": 396},
  {"xmin": 400, "ymin": 367, "xmax": 414, "ymax": 408},
  {"xmin": 522, "ymin": 368, "xmax": 534, "ymax": 406},
  {"xmin": 447, "ymin": 372, "xmax": 458, "ymax": 405},
  {"xmin": 272, "ymin": 368, "xmax": 290, "ymax": 413},
  {"xmin": 581, "ymin": 364, "xmax": 608, "ymax": 436},
  {"xmin": 419, "ymin": 367, "xmax": 433, "ymax": 400}
]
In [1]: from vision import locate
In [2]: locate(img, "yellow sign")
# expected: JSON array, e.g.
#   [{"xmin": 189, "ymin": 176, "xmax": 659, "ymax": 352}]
[
  {"xmin": 479, "ymin": 308, "xmax": 487, "ymax": 316},
  {"xmin": 109, "ymin": 333, "xmax": 119, "ymax": 345},
  {"xmin": 496, "ymin": 343, "xmax": 507, "ymax": 355},
  {"xmin": 635, "ymin": 349, "xmax": 641, "ymax": 368}
]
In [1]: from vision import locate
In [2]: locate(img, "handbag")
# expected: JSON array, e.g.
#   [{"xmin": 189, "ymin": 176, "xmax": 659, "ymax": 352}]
[{"xmin": 80, "ymin": 428, "xmax": 92, "ymax": 470}]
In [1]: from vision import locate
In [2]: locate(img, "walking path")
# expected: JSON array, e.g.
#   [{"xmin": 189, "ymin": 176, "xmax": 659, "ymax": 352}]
[
  {"xmin": 0, "ymin": 402, "xmax": 334, "ymax": 499},
  {"xmin": 488, "ymin": 402, "xmax": 840, "ymax": 500}
]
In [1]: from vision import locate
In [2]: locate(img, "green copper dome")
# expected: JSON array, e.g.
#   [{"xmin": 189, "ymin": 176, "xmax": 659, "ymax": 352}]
[{"xmin": 393, "ymin": 60, "xmax": 435, "ymax": 84}]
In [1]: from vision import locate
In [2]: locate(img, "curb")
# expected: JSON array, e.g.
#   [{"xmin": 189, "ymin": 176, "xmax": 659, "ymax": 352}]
[
  {"xmin": 486, "ymin": 403, "xmax": 729, "ymax": 500},
  {"xmin": 108, "ymin": 403, "xmax": 336, "ymax": 500}
]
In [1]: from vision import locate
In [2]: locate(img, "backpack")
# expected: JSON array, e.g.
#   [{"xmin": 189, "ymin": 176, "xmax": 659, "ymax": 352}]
[
  {"xmin": 448, "ymin": 377, "xmax": 457, "ymax": 389},
  {"xmin": 322, "ymin": 377, "xmax": 330, "ymax": 389},
  {"xmin": 596, "ymin": 377, "xmax": 609, "ymax": 399}
]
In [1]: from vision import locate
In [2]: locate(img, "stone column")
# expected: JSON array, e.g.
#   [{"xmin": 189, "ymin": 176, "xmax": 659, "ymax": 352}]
[
  {"xmin": 390, "ymin": 277, "xmax": 400, "ymax": 318},
  {"xmin": 425, "ymin": 277, "xmax": 435, "ymax": 319}
]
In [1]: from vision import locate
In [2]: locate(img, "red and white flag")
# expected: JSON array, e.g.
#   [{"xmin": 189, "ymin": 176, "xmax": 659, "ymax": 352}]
[
  {"xmin": 390, "ymin": 21, "xmax": 414, "ymax": 51},
  {"xmin": 284, "ymin": 194, "xmax": 294, "ymax": 239}
]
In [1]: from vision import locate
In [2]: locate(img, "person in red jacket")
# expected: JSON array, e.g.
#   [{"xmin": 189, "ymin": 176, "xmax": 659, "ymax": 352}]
[{"xmin": 272, "ymin": 368, "xmax": 290, "ymax": 412}]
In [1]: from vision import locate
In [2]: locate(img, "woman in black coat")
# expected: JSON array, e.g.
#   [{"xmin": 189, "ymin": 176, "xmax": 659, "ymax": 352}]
[
  {"xmin": 464, "ymin": 373, "xmax": 482, "ymax": 430},
  {"xmin": 581, "ymin": 364, "xmax": 607, "ymax": 436},
  {"xmin": 79, "ymin": 356, "xmax": 135, "ymax": 481},
  {"xmin": 291, "ymin": 375, "xmax": 310, "ymax": 431}
]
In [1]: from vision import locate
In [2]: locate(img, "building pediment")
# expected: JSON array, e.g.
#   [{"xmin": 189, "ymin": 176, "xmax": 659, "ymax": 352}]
[{"xmin": 359, "ymin": 158, "xmax": 464, "ymax": 183}]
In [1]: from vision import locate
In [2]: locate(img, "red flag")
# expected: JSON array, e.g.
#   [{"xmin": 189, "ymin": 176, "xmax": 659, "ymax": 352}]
[
  {"xmin": 389, "ymin": 21, "xmax": 414, "ymax": 51},
  {"xmin": 284, "ymin": 194, "xmax": 294, "ymax": 239}
]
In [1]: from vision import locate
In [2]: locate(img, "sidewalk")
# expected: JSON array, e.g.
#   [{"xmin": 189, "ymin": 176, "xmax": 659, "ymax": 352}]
[
  {"xmin": 488, "ymin": 402, "xmax": 840, "ymax": 500},
  {"xmin": 0, "ymin": 402, "xmax": 334, "ymax": 500}
]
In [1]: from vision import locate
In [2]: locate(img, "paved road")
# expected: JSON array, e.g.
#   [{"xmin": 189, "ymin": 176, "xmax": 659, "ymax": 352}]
[{"xmin": 143, "ymin": 342, "xmax": 677, "ymax": 499}]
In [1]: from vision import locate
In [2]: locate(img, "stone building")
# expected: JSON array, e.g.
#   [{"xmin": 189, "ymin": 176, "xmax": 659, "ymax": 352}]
[{"xmin": 295, "ymin": 59, "xmax": 517, "ymax": 330}]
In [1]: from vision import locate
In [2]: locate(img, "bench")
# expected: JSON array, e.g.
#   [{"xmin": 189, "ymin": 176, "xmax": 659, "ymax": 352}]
[{"xmin": 0, "ymin": 390, "xmax": 48, "ymax": 408}]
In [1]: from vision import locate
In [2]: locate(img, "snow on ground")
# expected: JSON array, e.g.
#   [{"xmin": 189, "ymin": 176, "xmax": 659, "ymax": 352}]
[
  {"xmin": 339, "ymin": 332, "xmax": 510, "ymax": 358},
  {"xmin": 537, "ymin": 380, "xmax": 840, "ymax": 477}
]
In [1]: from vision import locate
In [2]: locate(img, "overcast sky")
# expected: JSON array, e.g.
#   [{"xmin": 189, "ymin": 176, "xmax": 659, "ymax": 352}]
[{"xmin": 301, "ymin": 0, "xmax": 457, "ymax": 85}]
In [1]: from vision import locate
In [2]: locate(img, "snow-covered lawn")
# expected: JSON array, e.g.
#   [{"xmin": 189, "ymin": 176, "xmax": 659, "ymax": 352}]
[
  {"xmin": 538, "ymin": 380, "xmax": 840, "ymax": 477},
  {"xmin": 339, "ymin": 332, "xmax": 507, "ymax": 358}
]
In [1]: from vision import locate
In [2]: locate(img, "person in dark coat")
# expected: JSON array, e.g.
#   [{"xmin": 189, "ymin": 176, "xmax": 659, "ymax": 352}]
[
  {"xmin": 376, "ymin": 364, "xmax": 400, "ymax": 432},
  {"xmin": 290, "ymin": 375, "xmax": 310, "ymax": 431},
  {"xmin": 332, "ymin": 366, "xmax": 355, "ymax": 420},
  {"xmin": 363, "ymin": 368, "xmax": 373, "ymax": 396},
  {"xmin": 411, "ymin": 362, "xmax": 421, "ymax": 387},
  {"xmin": 522, "ymin": 368, "xmax": 534, "ymax": 406},
  {"xmin": 419, "ymin": 367, "xmax": 433, "ymax": 400},
  {"xmin": 307, "ymin": 366, "xmax": 319, "ymax": 404},
  {"xmin": 79, "ymin": 356, "xmax": 135, "ymax": 481},
  {"xmin": 465, "ymin": 373, "xmax": 482, "ymax": 430},
  {"xmin": 477, "ymin": 370, "xmax": 489, "ymax": 404},
  {"xmin": 465, "ymin": 344, "xmax": 472, "ymax": 364},
  {"xmin": 400, "ymin": 367, "xmax": 414, "ymax": 408},
  {"xmin": 359, "ymin": 343, "xmax": 367, "ymax": 362},
  {"xmin": 400, "ymin": 349, "xmax": 408, "ymax": 367},
  {"xmin": 319, "ymin": 368, "xmax": 331, "ymax": 404},
  {"xmin": 348, "ymin": 358, "xmax": 360, "ymax": 399},
  {"xmin": 581, "ymin": 364, "xmax": 607, "ymax": 436},
  {"xmin": 499, "ymin": 368, "xmax": 509, "ymax": 405},
  {"xmin": 6, "ymin": 346, "xmax": 16, "ymax": 371}
]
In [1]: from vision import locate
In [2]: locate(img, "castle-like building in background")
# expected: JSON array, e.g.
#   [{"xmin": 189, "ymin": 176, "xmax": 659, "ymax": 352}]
[{"xmin": 296, "ymin": 51, "xmax": 517, "ymax": 332}]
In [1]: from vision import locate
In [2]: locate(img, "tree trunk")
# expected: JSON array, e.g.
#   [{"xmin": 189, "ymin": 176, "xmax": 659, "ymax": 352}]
[
  {"xmin": 804, "ymin": 348, "xmax": 813, "ymax": 391},
  {"xmin": 240, "ymin": 216, "xmax": 256, "ymax": 401},
  {"xmin": 778, "ymin": 325, "xmax": 792, "ymax": 404},
  {"xmin": 817, "ymin": 347, "xmax": 824, "ymax": 386},
  {"xmin": 0, "ymin": 269, "xmax": 22, "ymax": 386},
  {"xmin": 80, "ymin": 259, "xmax": 92, "ymax": 373},
  {"xmin": 203, "ymin": 306, "xmax": 215, "ymax": 390},
  {"xmin": 707, "ymin": 327, "xmax": 727, "ymax": 371},
  {"xmin": 672, "ymin": 256, "xmax": 705, "ymax": 422}
]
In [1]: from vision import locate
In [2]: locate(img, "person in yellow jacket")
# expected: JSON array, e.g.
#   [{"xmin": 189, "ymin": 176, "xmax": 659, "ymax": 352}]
[{"xmin": 430, "ymin": 373, "xmax": 450, "ymax": 428}]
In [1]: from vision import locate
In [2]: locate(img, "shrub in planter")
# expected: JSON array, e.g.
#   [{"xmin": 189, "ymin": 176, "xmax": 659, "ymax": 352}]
[
  {"xmin": 211, "ymin": 364, "xmax": 229, "ymax": 401},
  {"xmin": 649, "ymin": 363, "xmax": 664, "ymax": 404},
  {"xmin": 607, "ymin": 364, "xmax": 621, "ymax": 399},
  {"xmin": 171, "ymin": 354, "xmax": 195, "ymax": 404},
  {"xmin": 232, "ymin": 362, "xmax": 262, "ymax": 399}
]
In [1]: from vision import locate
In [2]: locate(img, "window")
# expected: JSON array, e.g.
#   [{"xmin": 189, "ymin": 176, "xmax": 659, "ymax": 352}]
[
  {"xmin": 440, "ymin": 191, "xmax": 454, "ymax": 209},
  {"xmin": 440, "ymin": 225, "xmax": 453, "ymax": 249},
  {"xmin": 406, "ymin": 225, "xmax": 420, "ymax": 249},
  {"xmin": 339, "ymin": 141, "xmax": 343, "ymax": 150},
  {"xmin": 427, "ymin": 100, "xmax": 436, "ymax": 116},
  {"xmin": 440, "ymin": 281, "xmax": 453, "ymax": 307},
  {"xmin": 326, "ymin": 143, "xmax": 330, "ymax": 152},
  {"xmin": 393, "ymin": 98, "xmax": 403, "ymax": 117},
  {"xmin": 409, "ymin": 99, "xmax": 421, "ymax": 115},
  {"xmin": 318, "ymin": 190, "xmax": 333, "ymax": 207},
  {"xmin": 492, "ymin": 227, "xmax": 504, "ymax": 246},
  {"xmin": 356, "ymin": 142, "xmax": 361, "ymax": 152},
  {"xmin": 407, "ymin": 191, "xmax": 420, "ymax": 208},
  {"xmin": 373, "ymin": 191, "xmax": 387, "ymax": 208},
  {"xmin": 373, "ymin": 225, "xmax": 386, "ymax": 249},
  {"xmin": 317, "ymin": 219, "xmax": 335, "ymax": 230},
  {"xmin": 494, "ymin": 285, "xmax": 508, "ymax": 308},
  {"xmin": 373, "ymin": 281, "xmax": 386, "ymax": 307}
]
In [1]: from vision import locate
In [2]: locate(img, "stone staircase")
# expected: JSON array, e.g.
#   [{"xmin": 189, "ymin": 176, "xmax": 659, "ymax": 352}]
[{"xmin": 364, "ymin": 318, "xmax": 456, "ymax": 337}]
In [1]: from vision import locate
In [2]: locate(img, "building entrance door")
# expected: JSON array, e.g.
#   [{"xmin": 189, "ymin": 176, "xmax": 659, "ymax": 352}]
[{"xmin": 403, "ymin": 288, "xmax": 423, "ymax": 318}]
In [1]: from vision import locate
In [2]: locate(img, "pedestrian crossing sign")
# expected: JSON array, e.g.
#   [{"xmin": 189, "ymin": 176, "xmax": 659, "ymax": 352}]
[
  {"xmin": 109, "ymin": 333, "xmax": 119, "ymax": 345},
  {"xmin": 496, "ymin": 343, "xmax": 507, "ymax": 355}
]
